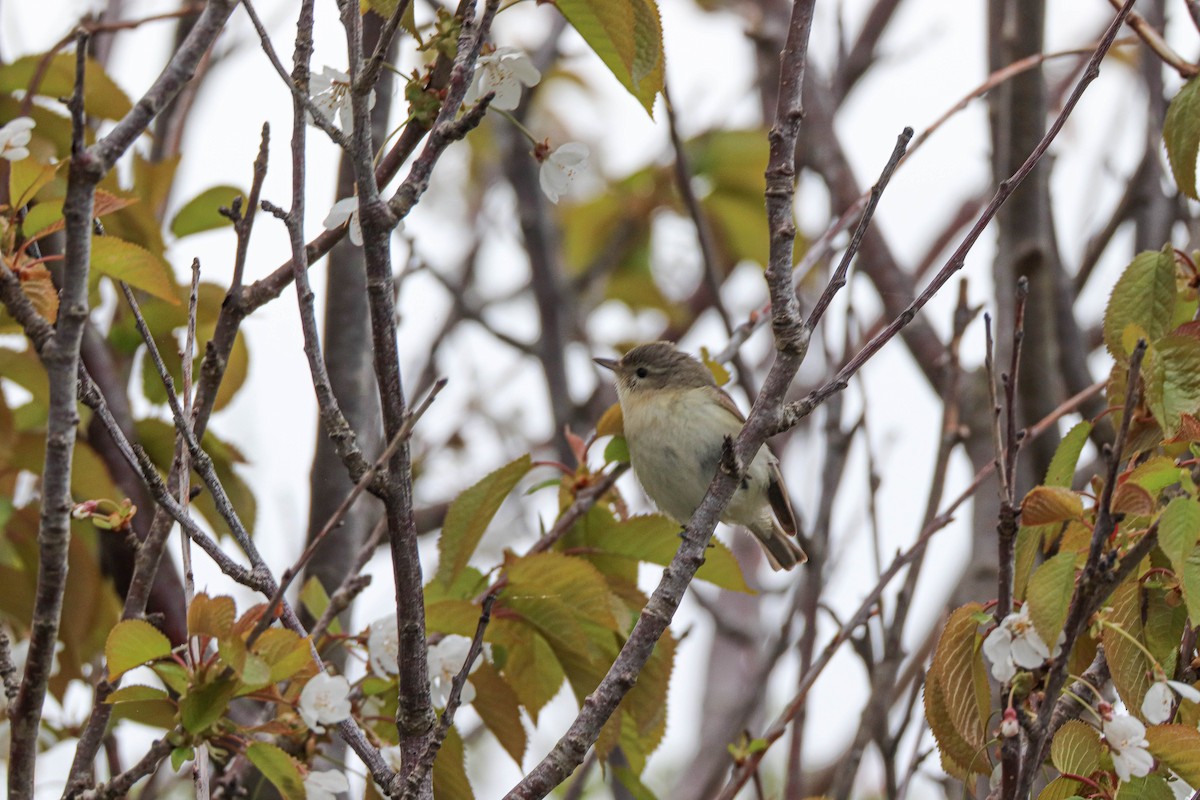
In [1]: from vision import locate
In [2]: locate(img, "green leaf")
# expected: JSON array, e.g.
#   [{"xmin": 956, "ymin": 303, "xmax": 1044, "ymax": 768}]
[
  {"xmin": 90, "ymin": 236, "xmax": 179, "ymax": 305},
  {"xmin": 1146, "ymin": 334, "xmax": 1200, "ymax": 438},
  {"xmin": 1049, "ymin": 719, "xmax": 1103, "ymax": 776},
  {"xmin": 0, "ymin": 54, "xmax": 132, "ymax": 120},
  {"xmin": 612, "ymin": 765, "xmax": 660, "ymax": 800},
  {"xmin": 1165, "ymin": 77, "xmax": 1200, "ymax": 198},
  {"xmin": 1145, "ymin": 724, "xmax": 1200, "ymax": 785},
  {"xmin": 9, "ymin": 158, "xmax": 61, "ymax": 210},
  {"xmin": 433, "ymin": 725, "xmax": 474, "ymax": 800},
  {"xmin": 1104, "ymin": 246, "xmax": 1176, "ymax": 359},
  {"xmin": 1025, "ymin": 551, "xmax": 1076, "ymax": 648},
  {"xmin": 299, "ymin": 576, "xmax": 340, "ymax": 637},
  {"xmin": 603, "ymin": 435, "xmax": 630, "ymax": 464},
  {"xmin": 1157, "ymin": 497, "xmax": 1200, "ymax": 567},
  {"xmin": 1044, "ymin": 421, "xmax": 1093, "ymax": 488},
  {"xmin": 1115, "ymin": 773, "xmax": 1173, "ymax": 800},
  {"xmin": 106, "ymin": 684, "xmax": 170, "ymax": 703},
  {"xmin": 171, "ymin": 747, "xmax": 194, "ymax": 772},
  {"xmin": 105, "ymin": 619, "xmax": 172, "ymax": 680},
  {"xmin": 1156, "ymin": 497, "xmax": 1200, "ymax": 624},
  {"xmin": 170, "ymin": 185, "xmax": 244, "ymax": 238},
  {"xmin": 179, "ymin": 676, "xmax": 238, "ymax": 735},
  {"xmin": 555, "ymin": 0, "xmax": 665, "ymax": 115},
  {"xmin": 245, "ymin": 742, "xmax": 305, "ymax": 800},
  {"xmin": 436, "ymin": 454, "xmax": 532, "ymax": 586},
  {"xmin": 22, "ymin": 200, "xmax": 64, "ymax": 239}
]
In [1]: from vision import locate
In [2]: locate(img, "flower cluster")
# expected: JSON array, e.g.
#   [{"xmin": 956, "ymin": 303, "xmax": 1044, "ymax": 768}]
[{"xmin": 0, "ymin": 117, "xmax": 35, "ymax": 162}]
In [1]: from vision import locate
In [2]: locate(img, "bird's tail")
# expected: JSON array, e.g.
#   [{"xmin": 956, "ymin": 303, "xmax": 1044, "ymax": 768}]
[{"xmin": 750, "ymin": 520, "xmax": 808, "ymax": 571}]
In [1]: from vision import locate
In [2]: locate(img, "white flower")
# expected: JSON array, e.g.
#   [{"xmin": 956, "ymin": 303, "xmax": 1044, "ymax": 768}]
[
  {"xmin": 323, "ymin": 197, "xmax": 363, "ymax": 246},
  {"xmin": 465, "ymin": 47, "xmax": 541, "ymax": 111},
  {"xmin": 982, "ymin": 605, "xmax": 1059, "ymax": 682},
  {"xmin": 538, "ymin": 142, "xmax": 589, "ymax": 204},
  {"xmin": 428, "ymin": 635, "xmax": 488, "ymax": 707},
  {"xmin": 1141, "ymin": 673, "xmax": 1200, "ymax": 724},
  {"xmin": 1103, "ymin": 715, "xmax": 1154, "ymax": 782},
  {"xmin": 367, "ymin": 614, "xmax": 399, "ymax": 676},
  {"xmin": 309, "ymin": 66, "xmax": 376, "ymax": 134},
  {"xmin": 0, "ymin": 117, "xmax": 35, "ymax": 162},
  {"xmin": 297, "ymin": 672, "xmax": 352, "ymax": 733},
  {"xmin": 304, "ymin": 769, "xmax": 348, "ymax": 800}
]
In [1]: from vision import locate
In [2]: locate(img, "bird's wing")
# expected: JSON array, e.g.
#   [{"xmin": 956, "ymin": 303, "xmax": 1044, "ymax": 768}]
[{"xmin": 768, "ymin": 463, "xmax": 798, "ymax": 537}]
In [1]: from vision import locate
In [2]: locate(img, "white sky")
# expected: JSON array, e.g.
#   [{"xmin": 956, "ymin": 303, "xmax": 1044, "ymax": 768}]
[{"xmin": 1, "ymin": 0, "xmax": 1169, "ymax": 797}]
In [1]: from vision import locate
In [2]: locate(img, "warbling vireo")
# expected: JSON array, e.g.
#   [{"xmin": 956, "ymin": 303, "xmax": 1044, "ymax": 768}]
[{"xmin": 594, "ymin": 341, "xmax": 807, "ymax": 570}]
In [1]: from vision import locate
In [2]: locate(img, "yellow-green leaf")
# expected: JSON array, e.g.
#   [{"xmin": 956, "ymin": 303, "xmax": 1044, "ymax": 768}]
[
  {"xmin": 1145, "ymin": 724, "xmax": 1200, "ymax": 785},
  {"xmin": 437, "ymin": 454, "xmax": 532, "ymax": 586},
  {"xmin": 245, "ymin": 742, "xmax": 305, "ymax": 800},
  {"xmin": 1044, "ymin": 421, "xmax": 1093, "ymax": 488},
  {"xmin": 433, "ymin": 724, "xmax": 474, "ymax": 800},
  {"xmin": 577, "ymin": 512, "xmax": 751, "ymax": 593},
  {"xmin": 1104, "ymin": 579, "xmax": 1153, "ymax": 719},
  {"xmin": 1157, "ymin": 497, "xmax": 1200, "ymax": 622},
  {"xmin": 187, "ymin": 593, "xmax": 236, "ymax": 639},
  {"xmin": 1146, "ymin": 335, "xmax": 1200, "ymax": 438},
  {"xmin": 1165, "ymin": 77, "xmax": 1200, "ymax": 198},
  {"xmin": 0, "ymin": 54, "xmax": 132, "ymax": 120},
  {"xmin": 9, "ymin": 157, "xmax": 60, "ymax": 209},
  {"xmin": 1025, "ymin": 551, "xmax": 1076, "ymax": 648},
  {"xmin": 1115, "ymin": 773, "xmax": 1173, "ymax": 800},
  {"xmin": 555, "ymin": 0, "xmax": 665, "ymax": 115},
  {"xmin": 1037, "ymin": 776, "xmax": 1086, "ymax": 800},
  {"xmin": 179, "ymin": 675, "xmax": 237, "ymax": 735},
  {"xmin": 1021, "ymin": 485, "xmax": 1083, "ymax": 526},
  {"xmin": 90, "ymin": 236, "xmax": 179, "ymax": 305},
  {"xmin": 469, "ymin": 661, "xmax": 526, "ymax": 765},
  {"xmin": 105, "ymin": 619, "xmax": 172, "ymax": 680},
  {"xmin": 170, "ymin": 185, "xmax": 244, "ymax": 238},
  {"xmin": 927, "ymin": 604, "xmax": 989, "ymax": 775},
  {"xmin": 1104, "ymin": 245, "xmax": 1176, "ymax": 360},
  {"xmin": 1050, "ymin": 719, "xmax": 1103, "ymax": 776}
]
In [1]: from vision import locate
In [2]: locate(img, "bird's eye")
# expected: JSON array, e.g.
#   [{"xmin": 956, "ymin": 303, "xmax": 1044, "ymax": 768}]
[{"xmin": 635, "ymin": 367, "xmax": 648, "ymax": 379}]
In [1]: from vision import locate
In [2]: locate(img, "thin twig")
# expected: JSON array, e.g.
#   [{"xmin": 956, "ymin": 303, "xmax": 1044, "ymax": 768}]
[
  {"xmin": 806, "ymin": 127, "xmax": 911, "ymax": 330},
  {"xmin": 776, "ymin": 0, "xmax": 1137, "ymax": 437},
  {"xmin": 240, "ymin": 0, "xmax": 354, "ymax": 149},
  {"xmin": 246, "ymin": 379, "xmax": 447, "ymax": 648}
]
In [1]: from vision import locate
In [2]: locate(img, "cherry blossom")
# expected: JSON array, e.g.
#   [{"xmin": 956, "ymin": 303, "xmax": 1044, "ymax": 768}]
[
  {"xmin": 367, "ymin": 614, "xmax": 399, "ymax": 676},
  {"xmin": 308, "ymin": 66, "xmax": 376, "ymax": 133},
  {"xmin": 304, "ymin": 768, "xmax": 348, "ymax": 800},
  {"xmin": 297, "ymin": 672, "xmax": 351, "ymax": 733},
  {"xmin": 538, "ymin": 142, "xmax": 589, "ymax": 204},
  {"xmin": 323, "ymin": 198, "xmax": 363, "ymax": 246},
  {"xmin": 981, "ymin": 604, "xmax": 1059, "ymax": 682},
  {"xmin": 0, "ymin": 117, "xmax": 35, "ymax": 162},
  {"xmin": 1141, "ymin": 670, "xmax": 1200, "ymax": 724},
  {"xmin": 465, "ymin": 47, "xmax": 541, "ymax": 111},
  {"xmin": 1102, "ymin": 714, "xmax": 1153, "ymax": 782},
  {"xmin": 428, "ymin": 635, "xmax": 488, "ymax": 707}
]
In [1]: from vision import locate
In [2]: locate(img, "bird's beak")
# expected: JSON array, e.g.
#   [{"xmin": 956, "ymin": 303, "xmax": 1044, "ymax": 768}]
[{"xmin": 593, "ymin": 357, "xmax": 619, "ymax": 372}]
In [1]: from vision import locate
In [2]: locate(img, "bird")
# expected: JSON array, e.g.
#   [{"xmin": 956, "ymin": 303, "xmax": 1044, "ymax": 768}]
[{"xmin": 594, "ymin": 341, "xmax": 807, "ymax": 570}]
